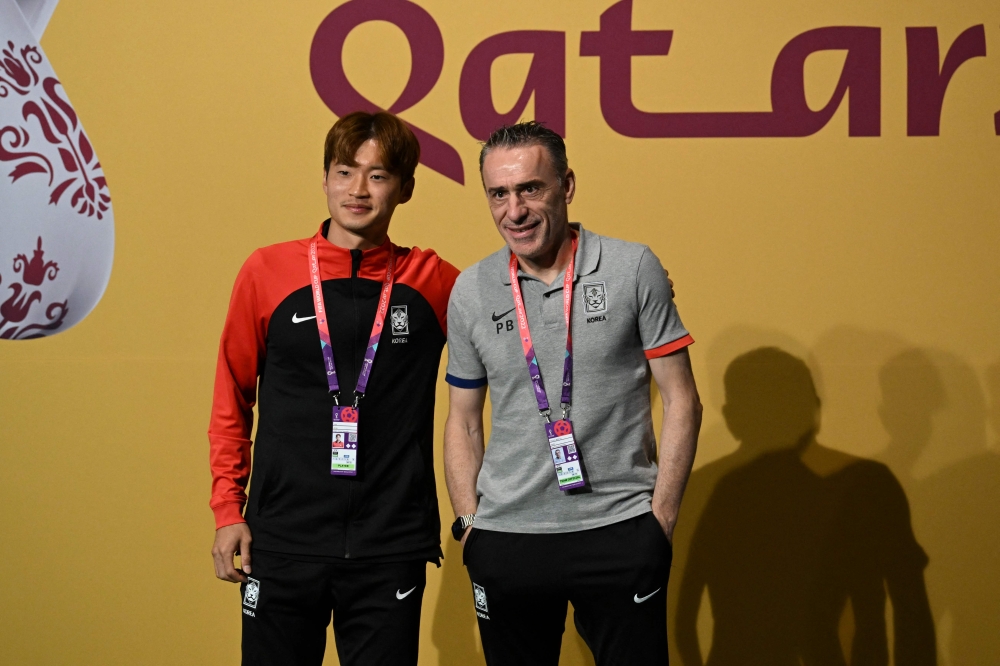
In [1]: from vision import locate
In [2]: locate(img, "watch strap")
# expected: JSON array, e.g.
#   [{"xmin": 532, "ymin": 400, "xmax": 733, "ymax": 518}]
[{"xmin": 452, "ymin": 513, "xmax": 476, "ymax": 540}]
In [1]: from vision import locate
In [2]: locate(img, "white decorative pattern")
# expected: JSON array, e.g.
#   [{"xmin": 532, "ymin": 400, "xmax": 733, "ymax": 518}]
[{"xmin": 0, "ymin": 0, "xmax": 113, "ymax": 340}]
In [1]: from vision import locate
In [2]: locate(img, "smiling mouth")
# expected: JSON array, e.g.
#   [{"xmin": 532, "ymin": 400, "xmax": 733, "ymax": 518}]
[{"xmin": 505, "ymin": 220, "xmax": 540, "ymax": 237}]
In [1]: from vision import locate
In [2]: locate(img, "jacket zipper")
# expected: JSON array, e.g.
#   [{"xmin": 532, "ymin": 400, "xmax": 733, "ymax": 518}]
[{"xmin": 344, "ymin": 249, "xmax": 363, "ymax": 558}]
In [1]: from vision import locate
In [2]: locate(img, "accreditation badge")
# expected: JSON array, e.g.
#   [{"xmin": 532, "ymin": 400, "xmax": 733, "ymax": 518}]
[
  {"xmin": 330, "ymin": 405, "xmax": 359, "ymax": 475},
  {"xmin": 545, "ymin": 419, "xmax": 584, "ymax": 490}
]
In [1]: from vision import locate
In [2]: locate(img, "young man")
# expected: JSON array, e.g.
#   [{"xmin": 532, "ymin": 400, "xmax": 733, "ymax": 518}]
[
  {"xmin": 444, "ymin": 122, "xmax": 702, "ymax": 665},
  {"xmin": 209, "ymin": 111, "xmax": 458, "ymax": 666}
]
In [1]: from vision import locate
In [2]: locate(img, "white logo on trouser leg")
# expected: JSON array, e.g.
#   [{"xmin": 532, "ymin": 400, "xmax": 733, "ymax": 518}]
[
  {"xmin": 243, "ymin": 578, "xmax": 260, "ymax": 609},
  {"xmin": 473, "ymin": 582, "xmax": 490, "ymax": 619}
]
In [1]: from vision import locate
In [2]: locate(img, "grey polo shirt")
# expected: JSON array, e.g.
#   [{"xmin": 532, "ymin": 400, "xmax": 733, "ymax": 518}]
[{"xmin": 446, "ymin": 223, "xmax": 693, "ymax": 533}]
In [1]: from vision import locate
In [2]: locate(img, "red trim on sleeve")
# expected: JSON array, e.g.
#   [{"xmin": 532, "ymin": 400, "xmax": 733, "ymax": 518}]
[{"xmin": 644, "ymin": 334, "xmax": 694, "ymax": 360}]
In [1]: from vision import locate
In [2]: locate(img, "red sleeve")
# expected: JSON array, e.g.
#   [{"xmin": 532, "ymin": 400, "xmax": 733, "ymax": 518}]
[{"xmin": 208, "ymin": 252, "xmax": 267, "ymax": 529}]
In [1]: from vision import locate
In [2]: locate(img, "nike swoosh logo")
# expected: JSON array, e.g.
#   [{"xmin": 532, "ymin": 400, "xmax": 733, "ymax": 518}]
[
  {"xmin": 492, "ymin": 308, "xmax": 515, "ymax": 322},
  {"xmin": 396, "ymin": 586, "xmax": 417, "ymax": 600},
  {"xmin": 634, "ymin": 588, "xmax": 661, "ymax": 603},
  {"xmin": 292, "ymin": 313, "xmax": 316, "ymax": 324}
]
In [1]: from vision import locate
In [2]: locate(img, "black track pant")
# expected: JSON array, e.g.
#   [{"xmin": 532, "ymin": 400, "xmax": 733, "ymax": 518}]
[
  {"xmin": 464, "ymin": 512, "xmax": 673, "ymax": 666},
  {"xmin": 240, "ymin": 551, "xmax": 427, "ymax": 666}
]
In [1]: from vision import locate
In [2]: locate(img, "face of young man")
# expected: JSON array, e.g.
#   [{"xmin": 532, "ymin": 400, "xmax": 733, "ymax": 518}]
[
  {"xmin": 323, "ymin": 138, "xmax": 414, "ymax": 244},
  {"xmin": 481, "ymin": 144, "xmax": 575, "ymax": 263}
]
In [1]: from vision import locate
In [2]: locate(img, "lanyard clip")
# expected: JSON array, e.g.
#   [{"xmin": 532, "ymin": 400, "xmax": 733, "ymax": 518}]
[
  {"xmin": 353, "ymin": 393, "xmax": 364, "ymax": 409},
  {"xmin": 560, "ymin": 403, "xmax": 570, "ymax": 421},
  {"xmin": 539, "ymin": 409, "xmax": 551, "ymax": 423},
  {"xmin": 330, "ymin": 390, "xmax": 340, "ymax": 406}
]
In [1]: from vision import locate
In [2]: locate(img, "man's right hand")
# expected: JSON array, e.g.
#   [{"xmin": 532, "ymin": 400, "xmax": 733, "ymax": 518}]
[
  {"xmin": 212, "ymin": 522, "xmax": 252, "ymax": 583},
  {"xmin": 460, "ymin": 524, "xmax": 473, "ymax": 546}
]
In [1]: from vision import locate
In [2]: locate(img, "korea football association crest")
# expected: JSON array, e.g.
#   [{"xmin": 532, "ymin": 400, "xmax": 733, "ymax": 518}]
[
  {"xmin": 243, "ymin": 578, "xmax": 260, "ymax": 609},
  {"xmin": 582, "ymin": 282, "xmax": 607, "ymax": 313},
  {"xmin": 473, "ymin": 582, "xmax": 489, "ymax": 618},
  {"xmin": 390, "ymin": 305, "xmax": 409, "ymax": 335}
]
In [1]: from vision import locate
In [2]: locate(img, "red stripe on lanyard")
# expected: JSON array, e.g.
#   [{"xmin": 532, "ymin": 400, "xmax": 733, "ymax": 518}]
[
  {"xmin": 508, "ymin": 234, "xmax": 577, "ymax": 419},
  {"xmin": 309, "ymin": 240, "xmax": 395, "ymax": 403}
]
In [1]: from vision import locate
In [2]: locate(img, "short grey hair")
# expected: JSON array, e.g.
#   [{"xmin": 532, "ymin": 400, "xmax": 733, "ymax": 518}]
[{"xmin": 479, "ymin": 121, "xmax": 568, "ymax": 183}]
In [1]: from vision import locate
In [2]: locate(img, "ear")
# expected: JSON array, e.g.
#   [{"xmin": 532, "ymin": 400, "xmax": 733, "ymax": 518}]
[
  {"xmin": 563, "ymin": 168, "xmax": 576, "ymax": 205},
  {"xmin": 399, "ymin": 176, "xmax": 415, "ymax": 205},
  {"xmin": 322, "ymin": 169, "xmax": 330, "ymax": 195}
]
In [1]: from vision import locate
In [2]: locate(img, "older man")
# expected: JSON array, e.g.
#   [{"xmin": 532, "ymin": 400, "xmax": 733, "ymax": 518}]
[{"xmin": 443, "ymin": 121, "xmax": 702, "ymax": 665}]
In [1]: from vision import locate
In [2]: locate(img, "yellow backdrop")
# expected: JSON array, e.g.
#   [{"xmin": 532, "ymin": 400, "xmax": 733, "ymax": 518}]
[{"xmin": 1, "ymin": 1, "xmax": 998, "ymax": 664}]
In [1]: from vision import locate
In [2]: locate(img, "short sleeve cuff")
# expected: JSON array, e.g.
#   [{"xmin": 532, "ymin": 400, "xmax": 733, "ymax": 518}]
[
  {"xmin": 644, "ymin": 334, "xmax": 694, "ymax": 360},
  {"xmin": 446, "ymin": 373, "xmax": 488, "ymax": 389}
]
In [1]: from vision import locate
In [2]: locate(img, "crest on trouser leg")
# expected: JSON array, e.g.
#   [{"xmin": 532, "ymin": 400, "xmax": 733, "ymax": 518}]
[
  {"xmin": 473, "ymin": 582, "xmax": 488, "ymax": 613},
  {"xmin": 243, "ymin": 578, "xmax": 260, "ymax": 609}
]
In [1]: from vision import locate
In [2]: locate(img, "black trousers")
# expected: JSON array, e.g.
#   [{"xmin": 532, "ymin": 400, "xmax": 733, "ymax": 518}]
[
  {"xmin": 464, "ymin": 512, "xmax": 673, "ymax": 666},
  {"xmin": 240, "ymin": 551, "xmax": 426, "ymax": 666}
]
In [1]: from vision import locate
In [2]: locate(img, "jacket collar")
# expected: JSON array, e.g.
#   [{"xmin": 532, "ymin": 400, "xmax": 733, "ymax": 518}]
[{"xmin": 315, "ymin": 219, "xmax": 394, "ymax": 262}]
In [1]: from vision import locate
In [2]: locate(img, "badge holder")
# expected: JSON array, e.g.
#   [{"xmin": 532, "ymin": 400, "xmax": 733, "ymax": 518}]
[
  {"xmin": 330, "ymin": 397, "xmax": 360, "ymax": 476},
  {"xmin": 543, "ymin": 406, "xmax": 584, "ymax": 490}
]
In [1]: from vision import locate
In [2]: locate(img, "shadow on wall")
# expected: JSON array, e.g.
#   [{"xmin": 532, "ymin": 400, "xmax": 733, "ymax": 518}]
[
  {"xmin": 430, "ymin": 337, "xmax": 999, "ymax": 666},
  {"xmin": 672, "ymin": 347, "xmax": 936, "ymax": 666},
  {"xmin": 878, "ymin": 350, "xmax": 1000, "ymax": 665}
]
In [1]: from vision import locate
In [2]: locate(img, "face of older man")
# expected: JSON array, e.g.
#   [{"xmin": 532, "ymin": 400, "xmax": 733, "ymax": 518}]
[{"xmin": 481, "ymin": 143, "xmax": 575, "ymax": 265}]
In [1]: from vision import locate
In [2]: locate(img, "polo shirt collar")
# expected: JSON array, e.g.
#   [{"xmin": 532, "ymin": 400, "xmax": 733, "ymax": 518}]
[{"xmin": 500, "ymin": 222, "xmax": 601, "ymax": 286}]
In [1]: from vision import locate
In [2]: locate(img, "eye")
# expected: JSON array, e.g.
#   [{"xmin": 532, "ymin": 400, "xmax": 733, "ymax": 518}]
[
  {"xmin": 337, "ymin": 170, "xmax": 349, "ymax": 176},
  {"xmin": 371, "ymin": 174, "xmax": 385, "ymax": 180}
]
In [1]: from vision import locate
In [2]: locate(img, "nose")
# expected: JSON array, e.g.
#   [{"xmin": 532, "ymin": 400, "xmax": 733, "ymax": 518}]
[
  {"xmin": 349, "ymin": 172, "xmax": 369, "ymax": 198},
  {"xmin": 505, "ymin": 193, "xmax": 528, "ymax": 224}
]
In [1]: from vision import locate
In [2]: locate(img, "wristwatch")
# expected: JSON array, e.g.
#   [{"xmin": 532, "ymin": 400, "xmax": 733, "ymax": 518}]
[{"xmin": 451, "ymin": 514, "xmax": 476, "ymax": 541}]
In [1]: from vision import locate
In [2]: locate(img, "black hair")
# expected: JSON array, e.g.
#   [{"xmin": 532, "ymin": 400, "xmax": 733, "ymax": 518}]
[{"xmin": 478, "ymin": 121, "xmax": 568, "ymax": 182}]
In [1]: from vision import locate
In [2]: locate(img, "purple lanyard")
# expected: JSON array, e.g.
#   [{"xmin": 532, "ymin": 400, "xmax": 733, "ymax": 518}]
[
  {"xmin": 309, "ymin": 240, "xmax": 395, "ymax": 404},
  {"xmin": 508, "ymin": 235, "xmax": 577, "ymax": 420}
]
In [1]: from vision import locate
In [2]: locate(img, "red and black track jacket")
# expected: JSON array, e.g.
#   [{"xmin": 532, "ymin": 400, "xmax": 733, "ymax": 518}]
[{"xmin": 209, "ymin": 221, "xmax": 458, "ymax": 560}]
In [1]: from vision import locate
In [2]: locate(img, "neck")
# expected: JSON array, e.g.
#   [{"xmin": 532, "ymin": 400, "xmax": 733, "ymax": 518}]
[
  {"xmin": 325, "ymin": 220, "xmax": 388, "ymax": 251},
  {"xmin": 516, "ymin": 227, "xmax": 575, "ymax": 286}
]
